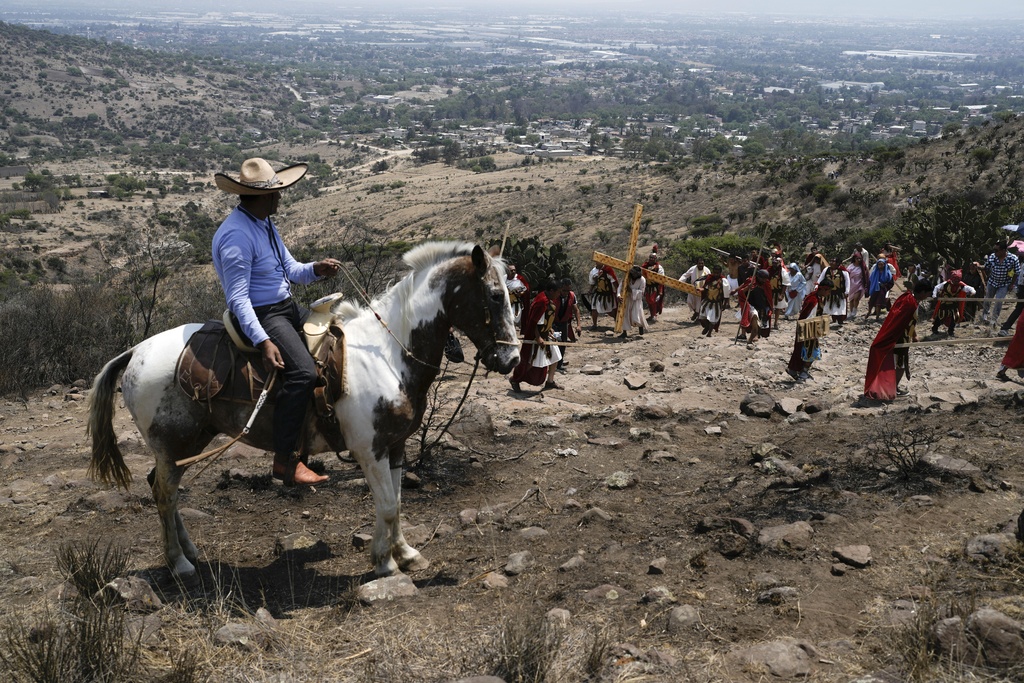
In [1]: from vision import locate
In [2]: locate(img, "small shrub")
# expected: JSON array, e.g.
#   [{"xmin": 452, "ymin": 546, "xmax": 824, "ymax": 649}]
[
  {"xmin": 867, "ymin": 418, "xmax": 936, "ymax": 480},
  {"xmin": 1, "ymin": 602, "xmax": 141, "ymax": 683},
  {"xmin": 56, "ymin": 538, "xmax": 132, "ymax": 599},
  {"xmin": 489, "ymin": 609, "xmax": 562, "ymax": 683}
]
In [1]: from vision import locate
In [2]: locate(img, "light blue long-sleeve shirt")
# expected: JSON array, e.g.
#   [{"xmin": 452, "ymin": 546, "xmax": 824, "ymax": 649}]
[{"xmin": 211, "ymin": 206, "xmax": 319, "ymax": 345}]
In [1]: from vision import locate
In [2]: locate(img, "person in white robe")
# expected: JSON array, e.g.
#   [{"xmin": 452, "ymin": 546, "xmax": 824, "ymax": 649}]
[
  {"xmin": 620, "ymin": 266, "xmax": 649, "ymax": 338},
  {"xmin": 784, "ymin": 263, "xmax": 806, "ymax": 319},
  {"xmin": 680, "ymin": 257, "xmax": 711, "ymax": 321}
]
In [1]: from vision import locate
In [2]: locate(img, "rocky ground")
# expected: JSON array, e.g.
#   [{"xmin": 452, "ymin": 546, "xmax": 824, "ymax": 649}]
[{"xmin": 2, "ymin": 299, "xmax": 1024, "ymax": 682}]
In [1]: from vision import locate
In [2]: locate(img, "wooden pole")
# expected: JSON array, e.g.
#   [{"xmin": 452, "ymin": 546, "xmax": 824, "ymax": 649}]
[
  {"xmin": 613, "ymin": 203, "xmax": 644, "ymax": 334},
  {"xmin": 499, "ymin": 219, "xmax": 510, "ymax": 256},
  {"xmin": 592, "ymin": 253, "xmax": 698, "ymax": 295},
  {"xmin": 894, "ymin": 336, "xmax": 1010, "ymax": 349}
]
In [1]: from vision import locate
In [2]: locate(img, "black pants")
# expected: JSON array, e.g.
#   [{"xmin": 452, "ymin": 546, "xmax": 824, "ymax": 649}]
[
  {"xmin": 553, "ymin": 321, "xmax": 568, "ymax": 366},
  {"xmin": 254, "ymin": 299, "xmax": 316, "ymax": 458},
  {"xmin": 1001, "ymin": 285, "xmax": 1024, "ymax": 331}
]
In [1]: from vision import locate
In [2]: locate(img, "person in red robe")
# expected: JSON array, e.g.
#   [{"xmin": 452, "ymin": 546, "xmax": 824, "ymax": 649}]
[
  {"xmin": 737, "ymin": 269, "xmax": 773, "ymax": 344},
  {"xmin": 510, "ymin": 280, "xmax": 562, "ymax": 392},
  {"xmin": 864, "ymin": 280, "xmax": 933, "ymax": 400},
  {"xmin": 996, "ymin": 314, "xmax": 1024, "ymax": 381},
  {"xmin": 885, "ymin": 244, "xmax": 902, "ymax": 280},
  {"xmin": 786, "ymin": 280, "xmax": 828, "ymax": 380},
  {"xmin": 554, "ymin": 277, "xmax": 581, "ymax": 371},
  {"xmin": 642, "ymin": 250, "xmax": 665, "ymax": 322},
  {"xmin": 930, "ymin": 270, "xmax": 975, "ymax": 338}
]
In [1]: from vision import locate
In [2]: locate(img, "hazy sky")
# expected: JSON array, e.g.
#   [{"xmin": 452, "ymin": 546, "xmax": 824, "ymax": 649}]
[{"xmin": 14, "ymin": 0, "xmax": 1024, "ymax": 19}]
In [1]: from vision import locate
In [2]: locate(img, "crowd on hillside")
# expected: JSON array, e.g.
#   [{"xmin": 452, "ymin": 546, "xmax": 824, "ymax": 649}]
[{"xmin": 504, "ymin": 236, "xmax": 1024, "ymax": 400}]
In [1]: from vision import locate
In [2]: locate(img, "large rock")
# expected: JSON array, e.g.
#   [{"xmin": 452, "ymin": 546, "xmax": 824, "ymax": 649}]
[
  {"xmin": 624, "ymin": 375, "xmax": 648, "ymax": 390},
  {"xmin": 727, "ymin": 638, "xmax": 818, "ymax": 679},
  {"xmin": 605, "ymin": 471, "xmax": 637, "ymax": 489},
  {"xmin": 740, "ymin": 392, "xmax": 776, "ymax": 419},
  {"xmin": 667, "ymin": 605, "xmax": 699, "ymax": 632},
  {"xmin": 931, "ymin": 610, "xmax": 1024, "ymax": 667},
  {"xmin": 922, "ymin": 452, "xmax": 981, "ymax": 477},
  {"xmin": 580, "ymin": 507, "xmax": 612, "ymax": 524},
  {"xmin": 275, "ymin": 532, "xmax": 320, "ymax": 554},
  {"xmin": 449, "ymin": 401, "xmax": 494, "ymax": 440},
  {"xmin": 357, "ymin": 575, "xmax": 418, "ymax": 605},
  {"xmin": 932, "ymin": 617, "xmax": 969, "ymax": 660},
  {"xmin": 965, "ymin": 534, "xmax": 1015, "ymax": 562},
  {"xmin": 832, "ymin": 545, "xmax": 872, "ymax": 568},
  {"xmin": 757, "ymin": 521, "xmax": 814, "ymax": 551},
  {"xmin": 518, "ymin": 526, "xmax": 549, "ymax": 541},
  {"xmin": 215, "ymin": 616, "xmax": 275, "ymax": 650},
  {"xmin": 504, "ymin": 551, "xmax": 535, "ymax": 576},
  {"xmin": 775, "ymin": 397, "xmax": 804, "ymax": 416},
  {"xmin": 967, "ymin": 609, "xmax": 1024, "ymax": 668},
  {"xmin": 84, "ymin": 490, "xmax": 129, "ymax": 512},
  {"xmin": 97, "ymin": 576, "xmax": 163, "ymax": 612}
]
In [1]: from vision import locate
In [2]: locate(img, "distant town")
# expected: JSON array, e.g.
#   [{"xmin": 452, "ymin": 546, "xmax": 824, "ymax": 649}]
[{"xmin": 2, "ymin": 5, "xmax": 1023, "ymax": 163}]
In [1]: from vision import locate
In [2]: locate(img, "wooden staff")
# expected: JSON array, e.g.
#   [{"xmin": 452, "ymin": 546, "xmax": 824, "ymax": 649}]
[{"xmin": 894, "ymin": 336, "xmax": 1009, "ymax": 349}]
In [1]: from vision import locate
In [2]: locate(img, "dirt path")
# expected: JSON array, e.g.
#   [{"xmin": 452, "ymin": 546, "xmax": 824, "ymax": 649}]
[{"xmin": 1, "ymin": 302, "xmax": 1022, "ymax": 682}]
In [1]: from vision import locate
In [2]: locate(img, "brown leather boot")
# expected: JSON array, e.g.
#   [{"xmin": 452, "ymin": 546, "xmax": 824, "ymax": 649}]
[{"xmin": 273, "ymin": 453, "xmax": 329, "ymax": 486}]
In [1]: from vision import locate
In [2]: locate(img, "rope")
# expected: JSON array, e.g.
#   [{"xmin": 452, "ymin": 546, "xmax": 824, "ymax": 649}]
[
  {"xmin": 335, "ymin": 261, "xmax": 441, "ymax": 372},
  {"xmin": 176, "ymin": 369, "xmax": 278, "ymax": 473}
]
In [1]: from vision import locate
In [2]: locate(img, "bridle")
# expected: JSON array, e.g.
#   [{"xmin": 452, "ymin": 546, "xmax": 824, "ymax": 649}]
[
  {"xmin": 337, "ymin": 256, "xmax": 517, "ymax": 371},
  {"xmin": 466, "ymin": 270, "xmax": 520, "ymax": 363}
]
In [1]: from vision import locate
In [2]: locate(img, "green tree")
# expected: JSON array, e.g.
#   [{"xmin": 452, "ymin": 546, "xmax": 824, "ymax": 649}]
[{"xmin": 894, "ymin": 190, "xmax": 1024, "ymax": 271}]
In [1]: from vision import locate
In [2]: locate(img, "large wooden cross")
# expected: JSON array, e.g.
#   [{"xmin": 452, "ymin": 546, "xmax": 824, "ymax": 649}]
[{"xmin": 592, "ymin": 203, "xmax": 698, "ymax": 333}]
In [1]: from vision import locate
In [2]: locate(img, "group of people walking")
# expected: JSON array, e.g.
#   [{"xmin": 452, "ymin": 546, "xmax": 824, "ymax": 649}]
[{"xmin": 506, "ymin": 237, "xmax": 1024, "ymax": 401}]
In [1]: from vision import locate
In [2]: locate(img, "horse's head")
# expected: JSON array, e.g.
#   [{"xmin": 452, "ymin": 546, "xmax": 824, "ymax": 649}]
[{"xmin": 442, "ymin": 245, "xmax": 520, "ymax": 374}]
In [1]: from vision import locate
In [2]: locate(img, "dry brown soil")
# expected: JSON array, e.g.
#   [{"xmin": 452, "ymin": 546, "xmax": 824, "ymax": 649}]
[{"xmin": 1, "ymin": 302, "xmax": 1024, "ymax": 682}]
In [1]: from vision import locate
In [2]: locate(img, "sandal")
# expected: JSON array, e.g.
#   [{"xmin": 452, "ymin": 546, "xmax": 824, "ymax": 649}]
[{"xmin": 543, "ymin": 381, "xmax": 563, "ymax": 390}]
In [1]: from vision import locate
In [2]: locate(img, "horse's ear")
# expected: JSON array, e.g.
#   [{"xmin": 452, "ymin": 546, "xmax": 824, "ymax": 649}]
[
  {"xmin": 487, "ymin": 244, "xmax": 501, "ymax": 258},
  {"xmin": 472, "ymin": 244, "xmax": 488, "ymax": 273}
]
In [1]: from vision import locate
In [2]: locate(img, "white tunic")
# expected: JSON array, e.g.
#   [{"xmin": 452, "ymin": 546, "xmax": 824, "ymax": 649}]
[
  {"xmin": 816, "ymin": 268, "xmax": 851, "ymax": 317},
  {"xmin": 588, "ymin": 267, "xmax": 618, "ymax": 315},
  {"xmin": 623, "ymin": 277, "xmax": 649, "ymax": 333},
  {"xmin": 680, "ymin": 265, "xmax": 710, "ymax": 315}
]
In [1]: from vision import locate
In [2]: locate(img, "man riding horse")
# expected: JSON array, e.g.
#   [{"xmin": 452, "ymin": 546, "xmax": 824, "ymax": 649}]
[{"xmin": 212, "ymin": 158, "xmax": 341, "ymax": 486}]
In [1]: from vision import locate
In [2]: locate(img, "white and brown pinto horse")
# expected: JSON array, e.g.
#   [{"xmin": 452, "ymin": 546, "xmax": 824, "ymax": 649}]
[{"xmin": 88, "ymin": 242, "xmax": 519, "ymax": 579}]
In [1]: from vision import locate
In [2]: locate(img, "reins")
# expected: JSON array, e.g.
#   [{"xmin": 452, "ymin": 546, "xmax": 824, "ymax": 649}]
[
  {"xmin": 176, "ymin": 368, "xmax": 278, "ymax": 477},
  {"xmin": 335, "ymin": 261, "xmax": 443, "ymax": 372}
]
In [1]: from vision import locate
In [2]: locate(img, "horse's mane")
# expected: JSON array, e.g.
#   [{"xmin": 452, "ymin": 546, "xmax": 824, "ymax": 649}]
[{"xmin": 333, "ymin": 241, "xmax": 502, "ymax": 339}]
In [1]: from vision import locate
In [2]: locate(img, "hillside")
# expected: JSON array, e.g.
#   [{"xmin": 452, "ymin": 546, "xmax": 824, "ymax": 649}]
[
  {"xmin": 287, "ymin": 115, "xmax": 1024, "ymax": 265},
  {"xmin": 3, "ymin": 20, "xmax": 1024, "ymax": 291}
]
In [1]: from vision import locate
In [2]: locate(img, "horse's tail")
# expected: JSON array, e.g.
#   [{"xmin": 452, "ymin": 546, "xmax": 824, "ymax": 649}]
[{"xmin": 87, "ymin": 347, "xmax": 135, "ymax": 490}]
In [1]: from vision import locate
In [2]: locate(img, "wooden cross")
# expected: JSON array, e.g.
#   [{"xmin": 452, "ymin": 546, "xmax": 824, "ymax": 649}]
[{"xmin": 592, "ymin": 203, "xmax": 698, "ymax": 333}]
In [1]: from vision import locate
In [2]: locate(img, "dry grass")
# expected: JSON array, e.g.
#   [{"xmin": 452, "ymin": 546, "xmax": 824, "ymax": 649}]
[{"xmin": 55, "ymin": 538, "xmax": 132, "ymax": 600}]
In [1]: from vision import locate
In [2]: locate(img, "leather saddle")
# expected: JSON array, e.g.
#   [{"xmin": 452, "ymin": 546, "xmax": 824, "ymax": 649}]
[{"xmin": 175, "ymin": 294, "xmax": 348, "ymax": 447}]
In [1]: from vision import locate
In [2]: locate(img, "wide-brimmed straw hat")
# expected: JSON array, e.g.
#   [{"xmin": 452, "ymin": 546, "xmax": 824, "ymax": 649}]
[{"xmin": 214, "ymin": 158, "xmax": 308, "ymax": 195}]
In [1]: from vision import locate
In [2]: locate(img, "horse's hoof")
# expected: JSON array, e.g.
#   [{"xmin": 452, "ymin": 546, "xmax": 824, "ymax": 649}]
[
  {"xmin": 374, "ymin": 558, "xmax": 400, "ymax": 578},
  {"xmin": 398, "ymin": 552, "xmax": 430, "ymax": 573},
  {"xmin": 181, "ymin": 542, "xmax": 200, "ymax": 563},
  {"xmin": 170, "ymin": 557, "xmax": 198, "ymax": 583}
]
